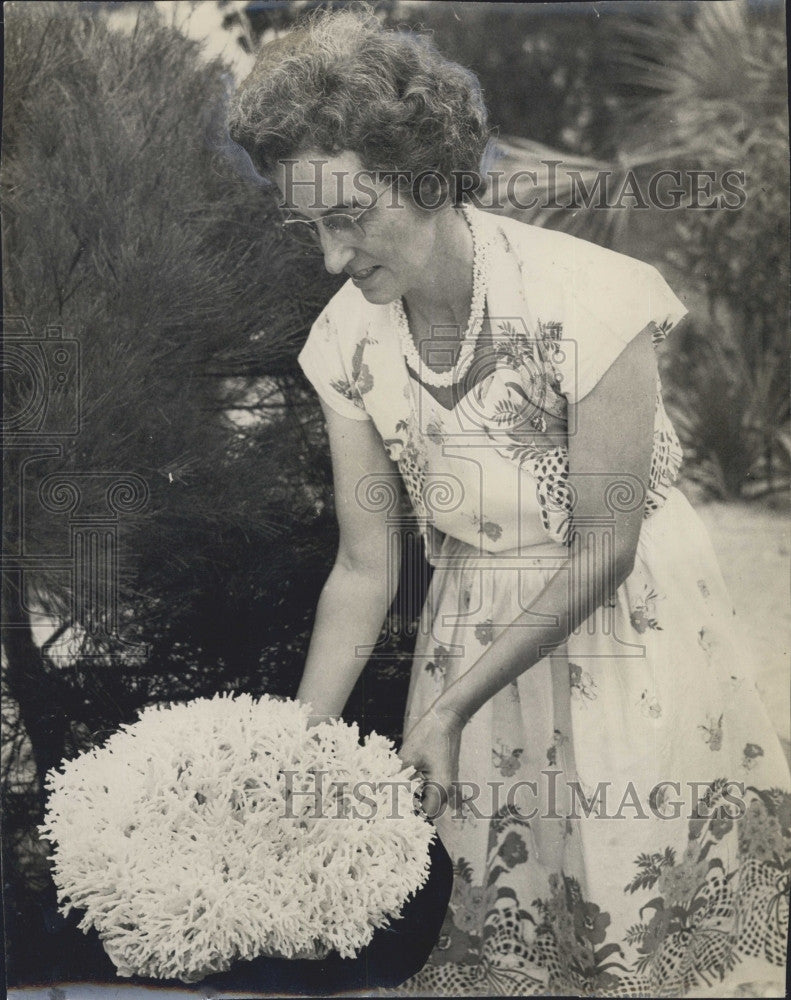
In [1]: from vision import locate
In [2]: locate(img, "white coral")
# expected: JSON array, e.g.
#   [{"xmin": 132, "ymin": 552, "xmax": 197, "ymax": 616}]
[{"xmin": 40, "ymin": 693, "xmax": 433, "ymax": 983}]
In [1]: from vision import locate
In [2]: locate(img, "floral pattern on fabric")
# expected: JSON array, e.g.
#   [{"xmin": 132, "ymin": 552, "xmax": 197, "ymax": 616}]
[
  {"xmin": 380, "ymin": 409, "xmax": 435, "ymax": 542},
  {"xmin": 400, "ymin": 784, "xmax": 790, "ymax": 997},
  {"xmin": 635, "ymin": 688, "xmax": 662, "ymax": 719},
  {"xmin": 477, "ymin": 319, "xmax": 683, "ymax": 547},
  {"xmin": 546, "ymin": 729, "xmax": 569, "ymax": 768},
  {"xmin": 469, "ymin": 512, "xmax": 504, "ymax": 543},
  {"xmin": 489, "ymin": 318, "xmax": 566, "ymax": 433},
  {"xmin": 492, "ymin": 743, "xmax": 524, "ymax": 778},
  {"xmin": 425, "ymin": 645, "xmax": 452, "ymax": 679},
  {"xmin": 328, "ymin": 335, "xmax": 376, "ymax": 410},
  {"xmin": 415, "ymin": 810, "xmax": 549, "ymax": 995},
  {"xmin": 474, "ymin": 620, "xmax": 495, "ymax": 646},
  {"xmin": 629, "ymin": 585, "xmax": 665, "ymax": 633},
  {"xmin": 569, "ymin": 662, "xmax": 598, "ymax": 703},
  {"xmin": 699, "ymin": 714, "xmax": 724, "ymax": 752},
  {"xmin": 399, "ymin": 479, "xmax": 791, "ymax": 997}
]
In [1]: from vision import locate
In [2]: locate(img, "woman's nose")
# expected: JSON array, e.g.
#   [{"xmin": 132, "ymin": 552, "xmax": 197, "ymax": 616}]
[{"xmin": 318, "ymin": 229, "xmax": 355, "ymax": 275}]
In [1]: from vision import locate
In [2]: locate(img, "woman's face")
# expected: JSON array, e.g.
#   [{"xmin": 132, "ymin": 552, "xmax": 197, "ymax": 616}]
[{"xmin": 273, "ymin": 150, "xmax": 443, "ymax": 305}]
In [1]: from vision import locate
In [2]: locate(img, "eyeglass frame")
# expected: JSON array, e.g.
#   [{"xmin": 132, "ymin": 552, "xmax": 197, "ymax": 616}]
[{"xmin": 278, "ymin": 186, "xmax": 386, "ymax": 251}]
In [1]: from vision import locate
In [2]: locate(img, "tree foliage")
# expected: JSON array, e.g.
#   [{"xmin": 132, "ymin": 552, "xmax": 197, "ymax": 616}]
[
  {"xmin": 0, "ymin": 3, "xmax": 402, "ymax": 984},
  {"xmin": 625, "ymin": 1, "xmax": 790, "ymax": 498}
]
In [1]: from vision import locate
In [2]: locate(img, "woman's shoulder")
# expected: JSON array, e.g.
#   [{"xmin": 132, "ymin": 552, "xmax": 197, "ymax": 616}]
[
  {"xmin": 475, "ymin": 206, "xmax": 655, "ymax": 283},
  {"xmin": 474, "ymin": 206, "xmax": 684, "ymax": 332},
  {"xmin": 471, "ymin": 205, "xmax": 688, "ymax": 403},
  {"xmin": 298, "ymin": 280, "xmax": 385, "ymax": 421}
]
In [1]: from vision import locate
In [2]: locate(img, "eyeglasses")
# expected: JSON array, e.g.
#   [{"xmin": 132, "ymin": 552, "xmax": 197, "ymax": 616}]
[{"xmin": 279, "ymin": 191, "xmax": 381, "ymax": 252}]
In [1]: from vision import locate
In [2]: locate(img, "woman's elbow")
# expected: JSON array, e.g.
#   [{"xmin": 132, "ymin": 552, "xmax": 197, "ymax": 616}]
[{"xmin": 335, "ymin": 543, "xmax": 400, "ymax": 600}]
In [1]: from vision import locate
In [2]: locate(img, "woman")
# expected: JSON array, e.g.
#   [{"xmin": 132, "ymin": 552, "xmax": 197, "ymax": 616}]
[{"xmin": 229, "ymin": 9, "xmax": 790, "ymax": 997}]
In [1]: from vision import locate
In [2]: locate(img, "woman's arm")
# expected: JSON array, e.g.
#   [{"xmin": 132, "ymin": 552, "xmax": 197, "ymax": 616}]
[
  {"xmin": 400, "ymin": 328, "xmax": 657, "ymax": 791},
  {"xmin": 296, "ymin": 399, "xmax": 400, "ymax": 723}
]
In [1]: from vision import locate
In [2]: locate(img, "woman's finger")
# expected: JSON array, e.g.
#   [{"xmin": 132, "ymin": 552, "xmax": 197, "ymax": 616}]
[{"xmin": 420, "ymin": 780, "xmax": 444, "ymax": 820}]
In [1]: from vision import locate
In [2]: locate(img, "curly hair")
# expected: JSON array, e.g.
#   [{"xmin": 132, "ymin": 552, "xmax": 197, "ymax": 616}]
[{"xmin": 228, "ymin": 6, "xmax": 490, "ymax": 205}]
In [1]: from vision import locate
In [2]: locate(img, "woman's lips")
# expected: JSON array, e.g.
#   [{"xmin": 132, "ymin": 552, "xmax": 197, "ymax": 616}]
[{"xmin": 349, "ymin": 265, "xmax": 380, "ymax": 285}]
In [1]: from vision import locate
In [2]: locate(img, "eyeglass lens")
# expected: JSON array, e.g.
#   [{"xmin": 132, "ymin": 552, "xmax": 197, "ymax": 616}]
[{"xmin": 282, "ymin": 214, "xmax": 365, "ymax": 249}]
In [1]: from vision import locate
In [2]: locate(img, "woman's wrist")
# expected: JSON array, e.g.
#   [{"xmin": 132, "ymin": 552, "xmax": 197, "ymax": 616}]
[
  {"xmin": 295, "ymin": 689, "xmax": 342, "ymax": 724},
  {"xmin": 432, "ymin": 698, "xmax": 469, "ymax": 731},
  {"xmin": 433, "ymin": 627, "xmax": 545, "ymax": 725}
]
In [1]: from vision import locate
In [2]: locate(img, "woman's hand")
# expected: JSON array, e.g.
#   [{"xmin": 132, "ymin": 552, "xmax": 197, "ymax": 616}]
[{"xmin": 399, "ymin": 704, "xmax": 465, "ymax": 818}]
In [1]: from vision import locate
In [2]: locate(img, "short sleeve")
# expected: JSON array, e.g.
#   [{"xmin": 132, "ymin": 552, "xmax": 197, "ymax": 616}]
[
  {"xmin": 554, "ymin": 251, "xmax": 688, "ymax": 405},
  {"xmin": 297, "ymin": 304, "xmax": 372, "ymax": 421}
]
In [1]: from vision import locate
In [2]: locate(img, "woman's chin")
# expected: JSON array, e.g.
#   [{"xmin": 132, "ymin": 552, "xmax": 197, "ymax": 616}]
[
  {"xmin": 348, "ymin": 269, "xmax": 399, "ymax": 305},
  {"xmin": 357, "ymin": 284, "xmax": 399, "ymax": 305}
]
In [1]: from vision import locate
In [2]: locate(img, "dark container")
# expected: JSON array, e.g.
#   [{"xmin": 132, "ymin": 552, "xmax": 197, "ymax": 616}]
[{"xmin": 196, "ymin": 830, "xmax": 453, "ymax": 996}]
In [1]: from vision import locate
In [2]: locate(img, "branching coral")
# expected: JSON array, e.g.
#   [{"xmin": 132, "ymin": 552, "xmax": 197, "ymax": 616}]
[{"xmin": 40, "ymin": 693, "xmax": 434, "ymax": 982}]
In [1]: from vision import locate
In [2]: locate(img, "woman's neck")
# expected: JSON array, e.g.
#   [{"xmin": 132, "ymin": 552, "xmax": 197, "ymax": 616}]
[{"xmin": 401, "ymin": 205, "xmax": 474, "ymax": 330}]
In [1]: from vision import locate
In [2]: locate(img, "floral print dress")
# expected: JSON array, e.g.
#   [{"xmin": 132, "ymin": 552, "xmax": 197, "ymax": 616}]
[{"xmin": 297, "ymin": 206, "xmax": 790, "ymax": 997}]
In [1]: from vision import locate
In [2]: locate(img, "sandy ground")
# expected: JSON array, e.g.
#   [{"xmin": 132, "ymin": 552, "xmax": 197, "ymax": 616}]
[{"xmin": 695, "ymin": 497, "xmax": 791, "ymax": 749}]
